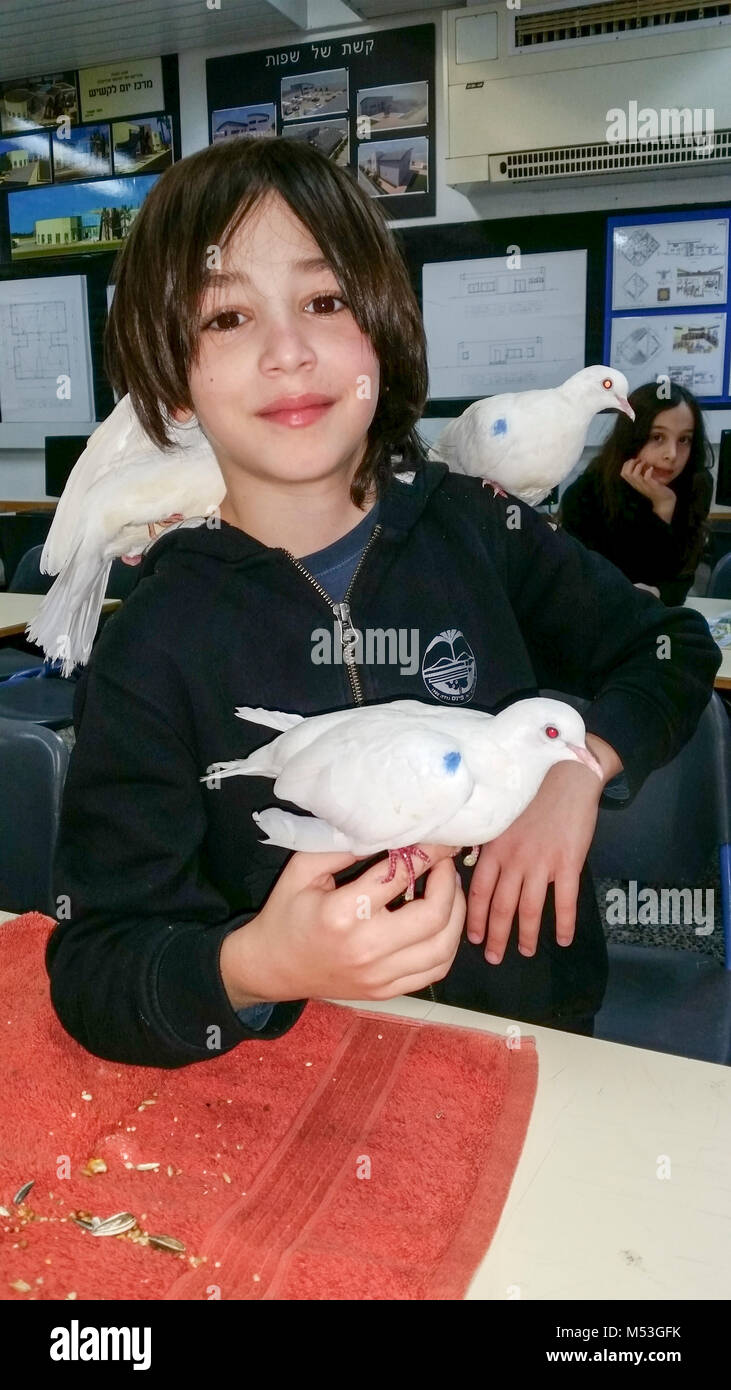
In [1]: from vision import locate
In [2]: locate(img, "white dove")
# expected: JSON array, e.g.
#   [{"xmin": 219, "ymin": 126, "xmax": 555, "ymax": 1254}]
[
  {"xmin": 429, "ymin": 365, "xmax": 634, "ymax": 506},
  {"xmin": 25, "ymin": 395, "xmax": 225, "ymax": 676},
  {"xmin": 200, "ymin": 696, "xmax": 603, "ymax": 899}
]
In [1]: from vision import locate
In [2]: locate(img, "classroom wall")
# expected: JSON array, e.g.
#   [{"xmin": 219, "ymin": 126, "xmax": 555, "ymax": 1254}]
[{"xmin": 2, "ymin": 3, "xmax": 731, "ymax": 502}]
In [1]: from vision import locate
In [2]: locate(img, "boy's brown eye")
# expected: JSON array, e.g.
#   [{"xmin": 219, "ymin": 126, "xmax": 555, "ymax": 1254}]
[{"xmin": 208, "ymin": 310, "xmax": 243, "ymax": 332}]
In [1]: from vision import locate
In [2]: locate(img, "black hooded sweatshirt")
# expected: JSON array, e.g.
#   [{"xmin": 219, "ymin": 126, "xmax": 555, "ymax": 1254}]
[{"xmin": 45, "ymin": 461, "xmax": 721, "ymax": 1068}]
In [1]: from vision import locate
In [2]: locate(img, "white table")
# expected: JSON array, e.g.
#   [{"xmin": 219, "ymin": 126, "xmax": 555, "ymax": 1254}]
[
  {"xmin": 330, "ymin": 994, "xmax": 731, "ymax": 1301},
  {"xmin": 5, "ymin": 908, "xmax": 727, "ymax": 1300},
  {"xmin": 0, "ymin": 592, "xmax": 119, "ymax": 640},
  {"xmin": 685, "ymin": 596, "xmax": 731, "ymax": 690}
]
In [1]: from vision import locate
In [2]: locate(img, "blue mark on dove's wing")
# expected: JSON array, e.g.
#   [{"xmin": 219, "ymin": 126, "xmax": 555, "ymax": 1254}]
[
  {"xmin": 443, "ymin": 750, "xmax": 461, "ymax": 774},
  {"xmin": 490, "ymin": 417, "xmax": 508, "ymax": 436}
]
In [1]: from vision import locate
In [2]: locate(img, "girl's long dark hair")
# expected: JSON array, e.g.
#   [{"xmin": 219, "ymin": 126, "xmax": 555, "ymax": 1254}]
[{"xmin": 578, "ymin": 381, "xmax": 713, "ymax": 571}]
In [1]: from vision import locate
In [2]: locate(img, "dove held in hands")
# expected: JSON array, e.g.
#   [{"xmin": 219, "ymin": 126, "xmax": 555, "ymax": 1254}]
[{"xmin": 200, "ymin": 696, "xmax": 603, "ymax": 899}]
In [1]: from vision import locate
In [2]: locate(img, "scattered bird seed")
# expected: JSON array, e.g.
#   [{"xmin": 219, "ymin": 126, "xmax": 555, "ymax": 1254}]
[
  {"xmin": 135, "ymin": 1163, "xmax": 160, "ymax": 1171},
  {"xmin": 9, "ymin": 1279, "xmax": 31, "ymax": 1293},
  {"xmin": 148, "ymin": 1234, "xmax": 186, "ymax": 1253},
  {"xmin": 81, "ymin": 1158, "xmax": 108, "ymax": 1176},
  {"xmin": 0, "ymin": 1206, "xmax": 10, "ymax": 1217},
  {"xmin": 13, "ymin": 1181, "xmax": 34, "ymax": 1206}
]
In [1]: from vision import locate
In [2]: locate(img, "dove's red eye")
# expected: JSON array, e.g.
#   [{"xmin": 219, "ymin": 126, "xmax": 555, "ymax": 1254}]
[
  {"xmin": 602, "ymin": 378, "xmax": 613, "ymax": 389},
  {"xmin": 545, "ymin": 725, "xmax": 559, "ymax": 739}
]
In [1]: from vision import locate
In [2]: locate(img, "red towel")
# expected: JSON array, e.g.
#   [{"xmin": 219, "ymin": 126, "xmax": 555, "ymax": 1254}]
[{"xmin": 1, "ymin": 912, "xmax": 537, "ymax": 1300}]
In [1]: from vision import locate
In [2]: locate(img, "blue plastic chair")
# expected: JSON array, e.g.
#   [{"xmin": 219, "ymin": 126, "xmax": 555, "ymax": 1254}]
[
  {"xmin": 540, "ymin": 688, "xmax": 731, "ymax": 1063},
  {"xmin": 0, "ymin": 716, "xmax": 70, "ymax": 915},
  {"xmin": 708, "ymin": 550, "xmax": 731, "ymax": 599}
]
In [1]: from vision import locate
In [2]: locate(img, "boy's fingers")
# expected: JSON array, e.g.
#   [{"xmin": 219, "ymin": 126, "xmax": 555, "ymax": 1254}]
[
  {"xmin": 288, "ymin": 850, "xmax": 361, "ymax": 889},
  {"xmin": 349, "ymin": 843, "xmax": 458, "ymax": 917},
  {"xmin": 554, "ymin": 867, "xmax": 579, "ymax": 946},
  {"xmin": 466, "ymin": 849, "xmax": 500, "ymax": 943},
  {"xmin": 385, "ymin": 869, "xmax": 465, "ymax": 991}
]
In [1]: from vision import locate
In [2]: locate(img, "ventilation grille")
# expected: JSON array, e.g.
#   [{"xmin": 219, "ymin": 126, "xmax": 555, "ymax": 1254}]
[
  {"xmin": 515, "ymin": 1, "xmax": 731, "ymax": 47},
  {"xmin": 491, "ymin": 129, "xmax": 731, "ymax": 180}
]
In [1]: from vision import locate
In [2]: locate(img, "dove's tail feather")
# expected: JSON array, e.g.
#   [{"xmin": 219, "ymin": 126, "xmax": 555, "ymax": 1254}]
[
  {"xmin": 25, "ymin": 560, "xmax": 111, "ymax": 677},
  {"xmin": 253, "ymin": 809, "xmax": 349, "ymax": 852},
  {"xmin": 234, "ymin": 706, "xmax": 303, "ymax": 732},
  {"xmin": 199, "ymin": 744, "xmax": 282, "ymax": 781}
]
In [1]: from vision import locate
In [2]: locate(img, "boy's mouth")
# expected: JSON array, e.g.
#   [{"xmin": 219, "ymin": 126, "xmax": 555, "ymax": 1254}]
[
  {"xmin": 259, "ymin": 403, "xmax": 334, "ymax": 427},
  {"xmin": 257, "ymin": 392, "xmax": 334, "ymax": 427}
]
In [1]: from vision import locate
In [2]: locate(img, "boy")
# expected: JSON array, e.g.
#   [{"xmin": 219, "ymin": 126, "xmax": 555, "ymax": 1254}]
[{"xmin": 46, "ymin": 138, "xmax": 721, "ymax": 1066}]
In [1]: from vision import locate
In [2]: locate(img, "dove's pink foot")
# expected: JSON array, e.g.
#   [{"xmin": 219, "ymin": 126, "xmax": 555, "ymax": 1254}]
[
  {"xmin": 481, "ymin": 479, "xmax": 508, "ymax": 499},
  {"xmin": 381, "ymin": 845, "xmax": 430, "ymax": 902}
]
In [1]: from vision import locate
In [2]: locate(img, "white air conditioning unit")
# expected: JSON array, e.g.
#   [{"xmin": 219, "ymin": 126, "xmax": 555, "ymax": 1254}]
[{"xmin": 445, "ymin": 0, "xmax": 731, "ymax": 189}]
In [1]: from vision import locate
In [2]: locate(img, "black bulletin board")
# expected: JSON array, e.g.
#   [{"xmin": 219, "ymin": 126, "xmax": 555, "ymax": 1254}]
[
  {"xmin": 206, "ymin": 23, "xmax": 436, "ymax": 220},
  {"xmin": 0, "ymin": 55, "xmax": 181, "ymax": 427},
  {"xmin": 395, "ymin": 196, "xmax": 731, "ymax": 416}
]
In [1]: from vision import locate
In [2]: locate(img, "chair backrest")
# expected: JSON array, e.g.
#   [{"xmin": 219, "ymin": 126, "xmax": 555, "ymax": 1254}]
[
  {"xmin": 10, "ymin": 544, "xmax": 140, "ymax": 599},
  {"xmin": 708, "ymin": 550, "xmax": 731, "ymax": 599},
  {"xmin": 9, "ymin": 544, "xmax": 53, "ymax": 594},
  {"xmin": 0, "ymin": 514, "xmax": 54, "ymax": 589},
  {"xmin": 0, "ymin": 716, "xmax": 69, "ymax": 915},
  {"xmin": 541, "ymin": 689, "xmax": 731, "ymax": 882}
]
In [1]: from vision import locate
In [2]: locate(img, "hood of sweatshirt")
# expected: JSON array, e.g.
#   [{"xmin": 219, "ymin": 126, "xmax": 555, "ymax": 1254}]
[{"xmin": 136, "ymin": 457, "xmax": 451, "ymax": 581}]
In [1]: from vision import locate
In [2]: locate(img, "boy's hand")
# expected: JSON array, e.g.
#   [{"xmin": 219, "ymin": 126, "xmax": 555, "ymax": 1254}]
[
  {"xmin": 465, "ymin": 755, "xmax": 608, "ymax": 964},
  {"xmin": 221, "ymin": 844, "xmax": 465, "ymax": 1008}
]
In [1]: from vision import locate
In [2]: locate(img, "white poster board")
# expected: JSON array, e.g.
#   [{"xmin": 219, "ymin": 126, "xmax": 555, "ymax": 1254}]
[
  {"xmin": 612, "ymin": 217, "xmax": 729, "ymax": 311},
  {"xmin": 423, "ymin": 249, "xmax": 587, "ymax": 398},
  {"xmin": 609, "ymin": 311, "xmax": 727, "ymax": 397},
  {"xmin": 0, "ymin": 275, "xmax": 94, "ymax": 424}
]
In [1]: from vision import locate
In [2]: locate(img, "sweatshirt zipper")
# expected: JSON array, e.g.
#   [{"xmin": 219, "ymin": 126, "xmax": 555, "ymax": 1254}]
[
  {"xmin": 281, "ymin": 521, "xmax": 436, "ymax": 1002},
  {"xmin": 281, "ymin": 522, "xmax": 382, "ymax": 707}
]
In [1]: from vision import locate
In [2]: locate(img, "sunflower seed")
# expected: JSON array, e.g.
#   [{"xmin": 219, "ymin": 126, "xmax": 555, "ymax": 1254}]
[
  {"xmin": 148, "ymin": 1234, "xmax": 186, "ymax": 1253},
  {"xmin": 0, "ymin": 1205, "xmax": 10, "ymax": 1217},
  {"xmin": 12, "ymin": 1181, "xmax": 34, "ymax": 1206},
  {"xmin": 92, "ymin": 1212, "xmax": 137, "ymax": 1237},
  {"xmin": 71, "ymin": 1216, "xmax": 95, "ymax": 1231}
]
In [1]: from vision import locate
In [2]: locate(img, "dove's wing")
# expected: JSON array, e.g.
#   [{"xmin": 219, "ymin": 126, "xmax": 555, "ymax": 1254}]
[
  {"xmin": 273, "ymin": 716, "xmax": 475, "ymax": 851},
  {"xmin": 41, "ymin": 397, "xmax": 149, "ymax": 574},
  {"xmin": 41, "ymin": 397, "xmax": 225, "ymax": 575}
]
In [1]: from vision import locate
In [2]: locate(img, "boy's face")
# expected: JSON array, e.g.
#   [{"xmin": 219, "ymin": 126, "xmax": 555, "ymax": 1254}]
[{"xmin": 174, "ymin": 191, "xmax": 381, "ymax": 492}]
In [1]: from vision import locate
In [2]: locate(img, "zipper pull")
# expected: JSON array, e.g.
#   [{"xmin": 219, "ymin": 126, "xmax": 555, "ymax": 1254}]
[{"xmin": 333, "ymin": 601, "xmax": 359, "ymax": 666}]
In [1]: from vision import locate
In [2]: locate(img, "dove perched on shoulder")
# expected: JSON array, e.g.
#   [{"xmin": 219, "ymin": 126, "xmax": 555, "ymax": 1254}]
[
  {"xmin": 429, "ymin": 365, "xmax": 635, "ymax": 506},
  {"xmin": 200, "ymin": 696, "xmax": 603, "ymax": 899},
  {"xmin": 25, "ymin": 394, "xmax": 225, "ymax": 676}
]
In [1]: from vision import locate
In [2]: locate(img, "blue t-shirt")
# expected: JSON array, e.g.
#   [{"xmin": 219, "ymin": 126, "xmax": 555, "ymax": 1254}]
[{"xmin": 235, "ymin": 501, "xmax": 380, "ymax": 1030}]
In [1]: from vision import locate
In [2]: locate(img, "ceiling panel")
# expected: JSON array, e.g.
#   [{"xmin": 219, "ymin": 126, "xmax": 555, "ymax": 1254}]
[{"xmin": 0, "ymin": 0, "xmax": 456, "ymax": 79}]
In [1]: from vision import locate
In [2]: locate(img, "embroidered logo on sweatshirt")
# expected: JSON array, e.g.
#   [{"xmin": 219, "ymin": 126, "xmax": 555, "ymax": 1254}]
[{"xmin": 421, "ymin": 628, "xmax": 477, "ymax": 703}]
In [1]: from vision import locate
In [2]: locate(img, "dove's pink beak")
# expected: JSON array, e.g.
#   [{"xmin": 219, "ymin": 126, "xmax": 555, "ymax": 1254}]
[
  {"xmin": 566, "ymin": 743, "xmax": 604, "ymax": 780},
  {"xmin": 617, "ymin": 397, "xmax": 635, "ymax": 420}
]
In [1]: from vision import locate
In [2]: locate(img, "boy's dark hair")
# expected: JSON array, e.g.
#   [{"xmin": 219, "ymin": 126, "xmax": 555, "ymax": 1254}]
[
  {"xmin": 573, "ymin": 379, "xmax": 713, "ymax": 572},
  {"xmin": 104, "ymin": 137, "xmax": 430, "ymax": 506}
]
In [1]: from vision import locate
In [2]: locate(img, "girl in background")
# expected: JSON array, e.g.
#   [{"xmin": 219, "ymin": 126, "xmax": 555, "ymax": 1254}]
[{"xmin": 559, "ymin": 381, "xmax": 713, "ymax": 604}]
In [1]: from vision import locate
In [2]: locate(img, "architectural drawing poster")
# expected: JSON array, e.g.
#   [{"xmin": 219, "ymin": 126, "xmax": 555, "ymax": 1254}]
[
  {"xmin": 611, "ymin": 217, "xmax": 729, "ymax": 311},
  {"xmin": 609, "ymin": 311, "xmax": 726, "ymax": 397},
  {"xmin": 0, "ymin": 274, "xmax": 94, "ymax": 423},
  {"xmin": 606, "ymin": 209, "xmax": 731, "ymax": 404},
  {"xmin": 422, "ymin": 250, "xmax": 587, "ymax": 398}
]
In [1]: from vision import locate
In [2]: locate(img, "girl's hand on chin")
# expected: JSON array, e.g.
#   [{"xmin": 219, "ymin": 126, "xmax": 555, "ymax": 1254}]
[{"xmin": 620, "ymin": 458, "xmax": 676, "ymax": 521}]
